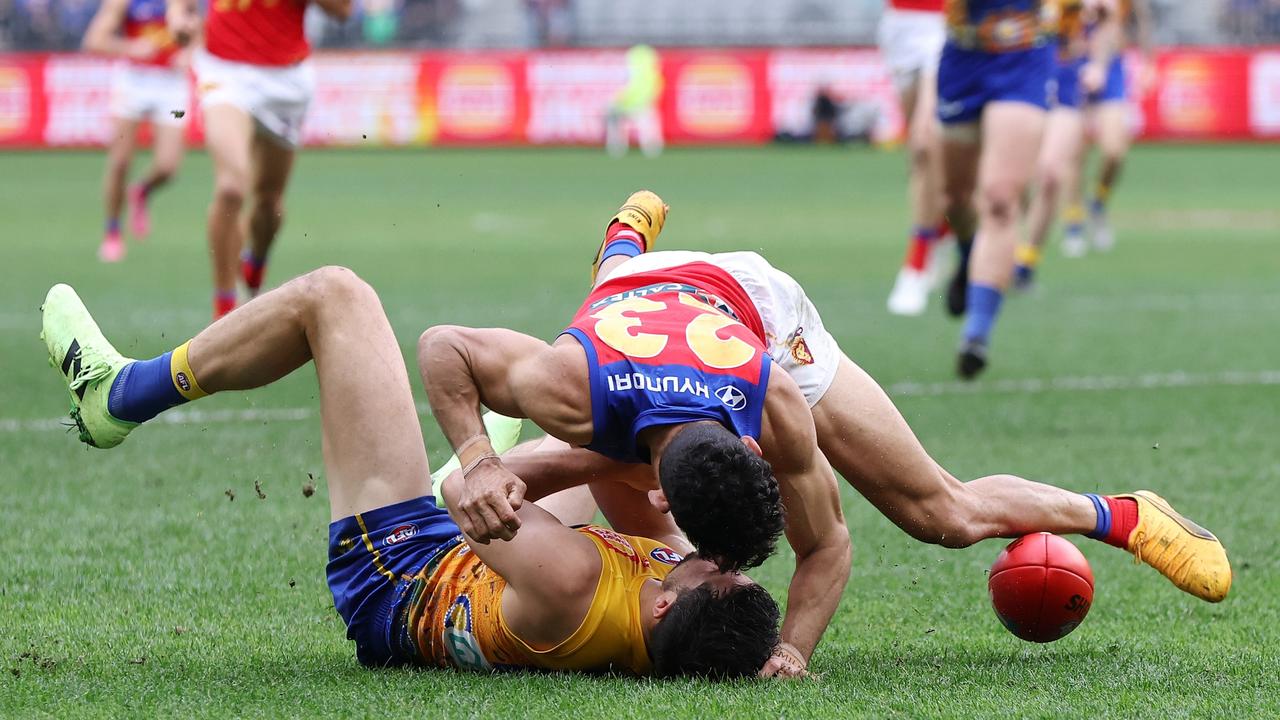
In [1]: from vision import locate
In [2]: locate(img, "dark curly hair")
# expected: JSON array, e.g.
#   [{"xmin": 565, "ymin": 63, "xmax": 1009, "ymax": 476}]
[
  {"xmin": 658, "ymin": 422, "xmax": 785, "ymax": 571},
  {"xmin": 648, "ymin": 582, "xmax": 780, "ymax": 679}
]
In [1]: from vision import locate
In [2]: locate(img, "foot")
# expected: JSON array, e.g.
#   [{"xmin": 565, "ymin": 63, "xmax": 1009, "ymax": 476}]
[
  {"xmin": 956, "ymin": 339, "xmax": 988, "ymax": 380},
  {"xmin": 925, "ymin": 234, "xmax": 954, "ymax": 290},
  {"xmin": 1061, "ymin": 225, "xmax": 1088, "ymax": 258},
  {"xmin": 40, "ymin": 284, "xmax": 138, "ymax": 449},
  {"xmin": 1090, "ymin": 209, "xmax": 1115, "ymax": 252},
  {"xmin": 591, "ymin": 190, "xmax": 668, "ymax": 282},
  {"xmin": 98, "ymin": 230, "xmax": 125, "ymax": 263},
  {"xmin": 127, "ymin": 184, "xmax": 150, "ymax": 240},
  {"xmin": 1118, "ymin": 491, "xmax": 1232, "ymax": 602},
  {"xmin": 945, "ymin": 258, "xmax": 969, "ymax": 318},
  {"xmin": 887, "ymin": 267, "xmax": 929, "ymax": 316},
  {"xmin": 241, "ymin": 254, "xmax": 266, "ymax": 298},
  {"xmin": 431, "ymin": 412, "xmax": 525, "ymax": 500}
]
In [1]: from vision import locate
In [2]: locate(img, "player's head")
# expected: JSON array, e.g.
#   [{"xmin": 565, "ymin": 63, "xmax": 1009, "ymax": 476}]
[
  {"xmin": 656, "ymin": 421, "xmax": 784, "ymax": 571},
  {"xmin": 647, "ymin": 554, "xmax": 780, "ymax": 679}
]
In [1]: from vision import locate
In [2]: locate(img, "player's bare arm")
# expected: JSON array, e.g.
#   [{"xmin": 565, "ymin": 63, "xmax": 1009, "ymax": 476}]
[
  {"xmin": 757, "ymin": 373, "xmax": 852, "ymax": 676},
  {"xmin": 439, "ymin": 467, "xmax": 602, "ymax": 648},
  {"xmin": 84, "ymin": 0, "xmax": 154, "ymax": 60},
  {"xmin": 417, "ymin": 326, "xmax": 592, "ymax": 542}
]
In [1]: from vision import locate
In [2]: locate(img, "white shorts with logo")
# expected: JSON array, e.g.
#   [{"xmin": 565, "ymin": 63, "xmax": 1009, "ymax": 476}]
[
  {"xmin": 194, "ymin": 49, "xmax": 314, "ymax": 149},
  {"xmin": 110, "ymin": 63, "xmax": 190, "ymax": 126},
  {"xmin": 609, "ymin": 250, "xmax": 842, "ymax": 407},
  {"xmin": 878, "ymin": 8, "xmax": 946, "ymax": 93}
]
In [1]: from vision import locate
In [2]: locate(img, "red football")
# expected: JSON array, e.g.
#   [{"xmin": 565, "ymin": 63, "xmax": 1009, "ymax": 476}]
[{"xmin": 988, "ymin": 533, "xmax": 1094, "ymax": 643}]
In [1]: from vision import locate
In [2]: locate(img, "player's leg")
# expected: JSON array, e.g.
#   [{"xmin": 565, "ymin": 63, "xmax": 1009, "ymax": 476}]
[
  {"xmin": 100, "ymin": 117, "xmax": 138, "ymax": 262},
  {"xmin": 636, "ymin": 106, "xmax": 663, "ymax": 158},
  {"xmin": 204, "ymin": 103, "xmax": 254, "ymax": 319},
  {"xmin": 939, "ymin": 124, "xmax": 981, "ymax": 318},
  {"xmin": 240, "ymin": 133, "xmax": 296, "ymax": 297},
  {"xmin": 887, "ymin": 71, "xmax": 947, "ymax": 317},
  {"xmin": 129, "ymin": 121, "xmax": 185, "ymax": 241},
  {"xmin": 957, "ymin": 101, "xmax": 1045, "ymax": 379},
  {"xmin": 590, "ymin": 190, "xmax": 669, "ymax": 286},
  {"xmin": 42, "ymin": 266, "xmax": 430, "ymax": 520},
  {"xmin": 811, "ymin": 354, "xmax": 1231, "ymax": 601},
  {"xmin": 1088, "ymin": 101, "xmax": 1130, "ymax": 251},
  {"xmin": 1018, "ymin": 107, "xmax": 1085, "ymax": 289},
  {"xmin": 604, "ymin": 105, "xmax": 627, "ymax": 157}
]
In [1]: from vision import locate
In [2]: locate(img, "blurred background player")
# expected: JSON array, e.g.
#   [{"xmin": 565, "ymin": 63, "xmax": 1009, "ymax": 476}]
[
  {"xmin": 1080, "ymin": 0, "xmax": 1152, "ymax": 253},
  {"xmin": 881, "ymin": 0, "xmax": 951, "ymax": 317},
  {"xmin": 604, "ymin": 44, "xmax": 663, "ymax": 158},
  {"xmin": 167, "ymin": 0, "xmax": 351, "ymax": 319},
  {"xmin": 1018, "ymin": 0, "xmax": 1119, "ymax": 290},
  {"xmin": 82, "ymin": 0, "xmax": 189, "ymax": 263},
  {"xmin": 937, "ymin": 0, "xmax": 1055, "ymax": 379}
]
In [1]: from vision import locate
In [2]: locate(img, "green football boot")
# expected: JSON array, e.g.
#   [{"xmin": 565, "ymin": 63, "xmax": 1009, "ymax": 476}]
[
  {"xmin": 40, "ymin": 284, "xmax": 137, "ymax": 449},
  {"xmin": 431, "ymin": 411, "xmax": 524, "ymax": 503}
]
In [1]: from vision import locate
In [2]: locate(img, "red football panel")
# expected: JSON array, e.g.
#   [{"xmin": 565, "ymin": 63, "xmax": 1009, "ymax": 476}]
[
  {"xmin": 1043, "ymin": 535, "xmax": 1095, "ymax": 587},
  {"xmin": 988, "ymin": 566, "xmax": 1047, "ymax": 642}
]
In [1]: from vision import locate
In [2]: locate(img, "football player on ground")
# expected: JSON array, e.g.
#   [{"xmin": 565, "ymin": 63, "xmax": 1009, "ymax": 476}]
[
  {"xmin": 1018, "ymin": 0, "xmax": 1119, "ymax": 289},
  {"xmin": 166, "ymin": 0, "xmax": 351, "ymax": 319},
  {"xmin": 880, "ymin": 0, "xmax": 952, "ymax": 317},
  {"xmin": 936, "ymin": 0, "xmax": 1055, "ymax": 378},
  {"xmin": 39, "ymin": 271, "xmax": 779, "ymax": 678},
  {"xmin": 417, "ymin": 191, "xmax": 1233, "ymax": 677},
  {"xmin": 83, "ymin": 0, "xmax": 190, "ymax": 263}
]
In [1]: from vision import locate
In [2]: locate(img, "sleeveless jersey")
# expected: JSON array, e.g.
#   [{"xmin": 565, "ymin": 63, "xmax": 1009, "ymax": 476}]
[
  {"xmin": 561, "ymin": 261, "xmax": 771, "ymax": 464},
  {"xmin": 402, "ymin": 526, "xmax": 684, "ymax": 674},
  {"xmin": 205, "ymin": 0, "xmax": 309, "ymax": 66},
  {"xmin": 122, "ymin": 0, "xmax": 179, "ymax": 67},
  {"xmin": 945, "ymin": 0, "xmax": 1053, "ymax": 52}
]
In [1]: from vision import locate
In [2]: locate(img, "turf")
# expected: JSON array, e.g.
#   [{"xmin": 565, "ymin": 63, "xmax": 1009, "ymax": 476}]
[{"xmin": 1, "ymin": 144, "xmax": 1278, "ymax": 718}]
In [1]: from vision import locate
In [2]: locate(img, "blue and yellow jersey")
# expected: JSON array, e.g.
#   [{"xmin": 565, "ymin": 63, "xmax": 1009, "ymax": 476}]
[
  {"xmin": 401, "ymin": 526, "xmax": 684, "ymax": 674},
  {"xmin": 1046, "ymin": 0, "xmax": 1091, "ymax": 60},
  {"xmin": 945, "ymin": 0, "xmax": 1054, "ymax": 52}
]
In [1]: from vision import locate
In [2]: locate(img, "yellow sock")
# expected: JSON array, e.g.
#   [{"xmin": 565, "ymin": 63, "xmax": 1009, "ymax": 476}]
[
  {"xmin": 1093, "ymin": 181, "xmax": 1111, "ymax": 205},
  {"xmin": 1063, "ymin": 203, "xmax": 1086, "ymax": 226},
  {"xmin": 1016, "ymin": 244, "xmax": 1042, "ymax": 268},
  {"xmin": 170, "ymin": 340, "xmax": 209, "ymax": 401}
]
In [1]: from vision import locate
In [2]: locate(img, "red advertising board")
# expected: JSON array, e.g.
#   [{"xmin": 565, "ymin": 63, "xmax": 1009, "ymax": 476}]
[{"xmin": 0, "ymin": 47, "xmax": 1278, "ymax": 148}]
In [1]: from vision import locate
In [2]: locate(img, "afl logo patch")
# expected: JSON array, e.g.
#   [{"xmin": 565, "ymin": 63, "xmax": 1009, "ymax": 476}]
[
  {"xmin": 650, "ymin": 547, "xmax": 683, "ymax": 565},
  {"xmin": 384, "ymin": 524, "xmax": 418, "ymax": 545},
  {"xmin": 175, "ymin": 371, "xmax": 192, "ymax": 392}
]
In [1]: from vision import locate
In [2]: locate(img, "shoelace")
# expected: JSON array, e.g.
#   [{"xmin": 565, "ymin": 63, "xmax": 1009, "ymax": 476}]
[{"xmin": 67, "ymin": 344, "xmax": 114, "ymax": 393}]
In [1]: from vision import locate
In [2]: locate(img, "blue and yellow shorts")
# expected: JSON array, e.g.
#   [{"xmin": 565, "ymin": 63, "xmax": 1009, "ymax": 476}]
[
  {"xmin": 1090, "ymin": 55, "xmax": 1126, "ymax": 104},
  {"xmin": 326, "ymin": 496, "xmax": 462, "ymax": 667},
  {"xmin": 1052, "ymin": 56, "xmax": 1088, "ymax": 109},
  {"xmin": 937, "ymin": 43, "xmax": 1054, "ymax": 124}
]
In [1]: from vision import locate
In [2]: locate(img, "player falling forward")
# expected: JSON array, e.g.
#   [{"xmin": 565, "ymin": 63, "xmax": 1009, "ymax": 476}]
[
  {"xmin": 40, "ymin": 272, "xmax": 779, "ymax": 678},
  {"xmin": 418, "ymin": 191, "xmax": 1233, "ymax": 677},
  {"xmin": 881, "ymin": 0, "xmax": 952, "ymax": 316},
  {"xmin": 1018, "ymin": 0, "xmax": 1119, "ymax": 289},
  {"xmin": 83, "ymin": 0, "xmax": 190, "ymax": 263},
  {"xmin": 936, "ymin": 0, "xmax": 1056, "ymax": 378},
  {"xmin": 167, "ymin": 0, "xmax": 350, "ymax": 319}
]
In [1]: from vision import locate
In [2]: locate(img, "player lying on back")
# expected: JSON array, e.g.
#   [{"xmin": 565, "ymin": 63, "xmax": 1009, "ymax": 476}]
[
  {"xmin": 39, "ymin": 270, "xmax": 779, "ymax": 677},
  {"xmin": 417, "ymin": 190, "xmax": 1233, "ymax": 676}
]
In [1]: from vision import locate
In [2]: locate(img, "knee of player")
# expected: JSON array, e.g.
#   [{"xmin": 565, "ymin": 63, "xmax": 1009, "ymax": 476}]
[
  {"xmin": 978, "ymin": 183, "xmax": 1021, "ymax": 222},
  {"xmin": 1036, "ymin": 165, "xmax": 1063, "ymax": 194},
  {"xmin": 212, "ymin": 180, "xmax": 247, "ymax": 207},
  {"xmin": 903, "ymin": 491, "xmax": 983, "ymax": 548},
  {"xmin": 305, "ymin": 265, "xmax": 375, "ymax": 306}
]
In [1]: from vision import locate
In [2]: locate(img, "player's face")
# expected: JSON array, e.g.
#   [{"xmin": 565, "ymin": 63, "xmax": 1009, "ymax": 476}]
[{"xmin": 661, "ymin": 553, "xmax": 756, "ymax": 595}]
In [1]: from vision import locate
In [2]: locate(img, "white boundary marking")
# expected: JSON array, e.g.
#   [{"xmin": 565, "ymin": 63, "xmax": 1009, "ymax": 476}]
[{"xmin": 4, "ymin": 370, "xmax": 1278, "ymax": 434}]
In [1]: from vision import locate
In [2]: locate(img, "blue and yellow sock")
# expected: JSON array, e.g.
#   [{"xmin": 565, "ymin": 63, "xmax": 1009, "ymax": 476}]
[
  {"xmin": 1064, "ymin": 203, "xmax": 1086, "ymax": 236},
  {"xmin": 1089, "ymin": 182, "xmax": 1110, "ymax": 217},
  {"xmin": 106, "ymin": 218, "xmax": 121, "ymax": 235},
  {"xmin": 961, "ymin": 283, "xmax": 1004, "ymax": 344},
  {"xmin": 107, "ymin": 340, "xmax": 208, "ymax": 423}
]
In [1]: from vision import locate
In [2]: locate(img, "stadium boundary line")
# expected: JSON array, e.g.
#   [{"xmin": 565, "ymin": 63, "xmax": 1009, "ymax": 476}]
[{"xmin": 5, "ymin": 369, "xmax": 1279, "ymax": 433}]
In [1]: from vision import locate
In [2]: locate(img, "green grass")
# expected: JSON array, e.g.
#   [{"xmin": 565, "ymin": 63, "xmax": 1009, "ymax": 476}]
[{"xmin": 2, "ymin": 145, "xmax": 1278, "ymax": 718}]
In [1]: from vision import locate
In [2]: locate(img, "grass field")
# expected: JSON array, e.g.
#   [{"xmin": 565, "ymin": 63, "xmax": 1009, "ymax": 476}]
[{"xmin": 2, "ymin": 144, "xmax": 1278, "ymax": 718}]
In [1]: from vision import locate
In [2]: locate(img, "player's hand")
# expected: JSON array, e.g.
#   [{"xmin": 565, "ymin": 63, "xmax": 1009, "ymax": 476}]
[
  {"xmin": 1081, "ymin": 61, "xmax": 1106, "ymax": 94},
  {"xmin": 457, "ymin": 458, "xmax": 525, "ymax": 543},
  {"xmin": 758, "ymin": 642, "xmax": 810, "ymax": 679}
]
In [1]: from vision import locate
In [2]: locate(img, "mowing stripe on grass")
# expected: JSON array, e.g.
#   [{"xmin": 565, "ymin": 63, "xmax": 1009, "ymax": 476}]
[{"xmin": 5, "ymin": 369, "xmax": 1279, "ymax": 433}]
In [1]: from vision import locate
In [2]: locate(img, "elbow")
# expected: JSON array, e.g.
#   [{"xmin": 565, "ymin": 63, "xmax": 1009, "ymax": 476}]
[{"xmin": 417, "ymin": 325, "xmax": 464, "ymax": 373}]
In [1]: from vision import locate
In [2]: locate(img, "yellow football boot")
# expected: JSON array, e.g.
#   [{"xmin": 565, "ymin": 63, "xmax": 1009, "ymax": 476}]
[
  {"xmin": 591, "ymin": 190, "xmax": 669, "ymax": 283},
  {"xmin": 1120, "ymin": 491, "xmax": 1231, "ymax": 602}
]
